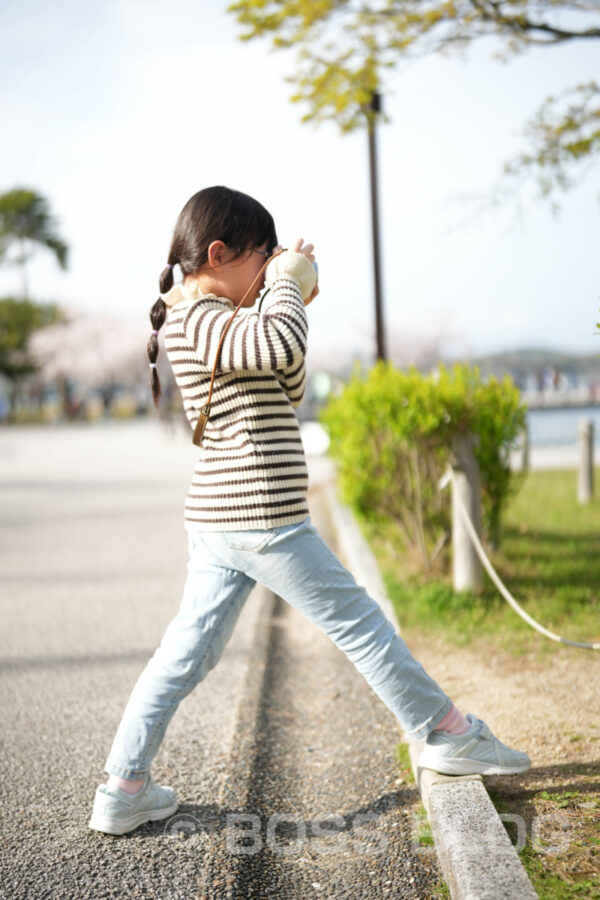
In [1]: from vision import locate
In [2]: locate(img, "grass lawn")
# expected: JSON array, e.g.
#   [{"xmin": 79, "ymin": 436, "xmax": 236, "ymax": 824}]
[{"xmin": 373, "ymin": 467, "xmax": 600, "ymax": 654}]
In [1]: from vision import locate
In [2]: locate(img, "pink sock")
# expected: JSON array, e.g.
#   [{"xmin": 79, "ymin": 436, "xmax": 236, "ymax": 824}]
[
  {"xmin": 107, "ymin": 774, "xmax": 146, "ymax": 794},
  {"xmin": 434, "ymin": 705, "xmax": 470, "ymax": 735}
]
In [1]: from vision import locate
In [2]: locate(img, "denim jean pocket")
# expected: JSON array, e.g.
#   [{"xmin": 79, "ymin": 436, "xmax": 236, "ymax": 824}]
[{"xmin": 222, "ymin": 529, "xmax": 277, "ymax": 553}]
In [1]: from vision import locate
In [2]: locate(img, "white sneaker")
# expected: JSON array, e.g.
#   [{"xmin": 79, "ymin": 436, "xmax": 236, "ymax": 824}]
[
  {"xmin": 418, "ymin": 713, "xmax": 531, "ymax": 776},
  {"xmin": 88, "ymin": 773, "xmax": 179, "ymax": 835}
]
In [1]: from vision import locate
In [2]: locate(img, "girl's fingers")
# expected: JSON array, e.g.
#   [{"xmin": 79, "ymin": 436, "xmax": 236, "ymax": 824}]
[
  {"xmin": 292, "ymin": 239, "xmax": 316, "ymax": 266},
  {"xmin": 293, "ymin": 238, "xmax": 315, "ymax": 255}
]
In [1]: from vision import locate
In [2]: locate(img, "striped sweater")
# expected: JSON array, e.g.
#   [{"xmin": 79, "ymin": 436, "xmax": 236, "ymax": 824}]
[{"xmin": 163, "ymin": 252, "xmax": 316, "ymax": 530}]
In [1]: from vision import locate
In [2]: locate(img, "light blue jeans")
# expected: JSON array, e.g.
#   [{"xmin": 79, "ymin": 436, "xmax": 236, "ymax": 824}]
[{"xmin": 105, "ymin": 517, "xmax": 452, "ymax": 780}]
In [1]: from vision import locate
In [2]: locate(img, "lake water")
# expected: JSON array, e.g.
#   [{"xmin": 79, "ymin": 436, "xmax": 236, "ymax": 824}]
[{"xmin": 527, "ymin": 406, "xmax": 600, "ymax": 446}]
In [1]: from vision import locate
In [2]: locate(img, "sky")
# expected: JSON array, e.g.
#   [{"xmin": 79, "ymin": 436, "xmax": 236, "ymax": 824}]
[{"xmin": 1, "ymin": 0, "xmax": 599, "ymax": 365}]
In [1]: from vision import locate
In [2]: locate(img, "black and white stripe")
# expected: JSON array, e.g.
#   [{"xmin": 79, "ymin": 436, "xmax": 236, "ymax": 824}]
[{"xmin": 164, "ymin": 277, "xmax": 310, "ymax": 530}]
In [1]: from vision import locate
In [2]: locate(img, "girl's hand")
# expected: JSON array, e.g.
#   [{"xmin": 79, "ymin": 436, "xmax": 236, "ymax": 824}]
[
  {"xmin": 292, "ymin": 238, "xmax": 318, "ymax": 305},
  {"xmin": 293, "ymin": 237, "xmax": 315, "ymax": 265},
  {"xmin": 304, "ymin": 283, "xmax": 319, "ymax": 306}
]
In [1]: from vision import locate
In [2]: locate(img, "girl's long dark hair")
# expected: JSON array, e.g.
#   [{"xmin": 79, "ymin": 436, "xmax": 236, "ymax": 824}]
[{"xmin": 148, "ymin": 186, "xmax": 278, "ymax": 406}]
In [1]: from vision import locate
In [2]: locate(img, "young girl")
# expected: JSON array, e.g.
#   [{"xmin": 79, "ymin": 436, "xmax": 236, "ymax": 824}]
[{"xmin": 89, "ymin": 186, "xmax": 530, "ymax": 836}]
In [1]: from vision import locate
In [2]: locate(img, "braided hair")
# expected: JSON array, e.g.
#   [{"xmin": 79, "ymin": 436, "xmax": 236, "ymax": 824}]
[{"xmin": 147, "ymin": 186, "xmax": 277, "ymax": 407}]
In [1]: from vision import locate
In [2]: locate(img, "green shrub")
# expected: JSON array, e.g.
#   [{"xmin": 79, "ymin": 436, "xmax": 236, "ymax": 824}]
[{"xmin": 320, "ymin": 362, "xmax": 525, "ymax": 574}]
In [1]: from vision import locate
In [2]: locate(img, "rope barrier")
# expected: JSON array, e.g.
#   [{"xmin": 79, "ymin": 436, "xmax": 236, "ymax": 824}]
[{"xmin": 441, "ymin": 466, "xmax": 600, "ymax": 651}]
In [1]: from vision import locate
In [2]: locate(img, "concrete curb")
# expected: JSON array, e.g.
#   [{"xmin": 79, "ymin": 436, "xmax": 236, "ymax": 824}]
[{"xmin": 322, "ymin": 472, "xmax": 537, "ymax": 900}]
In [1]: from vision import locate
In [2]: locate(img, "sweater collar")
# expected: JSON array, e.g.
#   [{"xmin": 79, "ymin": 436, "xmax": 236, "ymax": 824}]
[{"xmin": 161, "ymin": 282, "xmax": 234, "ymax": 309}]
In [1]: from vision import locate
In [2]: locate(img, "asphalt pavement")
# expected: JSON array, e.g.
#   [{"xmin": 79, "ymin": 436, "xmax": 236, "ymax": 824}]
[
  {"xmin": 0, "ymin": 420, "xmax": 274, "ymax": 898},
  {"xmin": 0, "ymin": 419, "xmax": 442, "ymax": 899}
]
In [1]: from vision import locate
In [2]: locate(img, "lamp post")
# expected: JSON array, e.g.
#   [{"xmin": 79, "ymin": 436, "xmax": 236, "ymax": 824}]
[{"xmin": 367, "ymin": 91, "xmax": 387, "ymax": 362}]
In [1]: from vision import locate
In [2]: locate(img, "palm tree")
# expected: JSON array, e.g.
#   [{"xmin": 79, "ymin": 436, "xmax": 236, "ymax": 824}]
[{"xmin": 0, "ymin": 188, "xmax": 68, "ymax": 298}]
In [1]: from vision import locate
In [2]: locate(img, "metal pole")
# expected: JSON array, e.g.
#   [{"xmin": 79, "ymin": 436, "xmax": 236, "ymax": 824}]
[{"xmin": 367, "ymin": 92, "xmax": 386, "ymax": 362}]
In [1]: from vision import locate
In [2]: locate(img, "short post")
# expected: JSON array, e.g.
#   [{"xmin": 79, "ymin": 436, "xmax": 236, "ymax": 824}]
[
  {"xmin": 521, "ymin": 423, "xmax": 530, "ymax": 474},
  {"xmin": 578, "ymin": 419, "xmax": 594, "ymax": 504},
  {"xmin": 452, "ymin": 435, "xmax": 484, "ymax": 594}
]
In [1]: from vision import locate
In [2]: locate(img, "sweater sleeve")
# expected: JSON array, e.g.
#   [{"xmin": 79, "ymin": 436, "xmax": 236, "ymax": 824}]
[
  {"xmin": 182, "ymin": 250, "xmax": 312, "ymax": 374},
  {"xmin": 274, "ymin": 357, "xmax": 307, "ymax": 409}
]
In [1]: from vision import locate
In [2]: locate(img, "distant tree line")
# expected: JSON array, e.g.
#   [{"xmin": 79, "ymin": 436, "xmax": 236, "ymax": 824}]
[{"xmin": 0, "ymin": 188, "xmax": 67, "ymax": 412}]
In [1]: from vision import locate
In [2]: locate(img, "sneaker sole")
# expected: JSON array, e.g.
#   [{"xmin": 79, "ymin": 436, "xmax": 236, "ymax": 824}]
[
  {"xmin": 88, "ymin": 799, "xmax": 179, "ymax": 836},
  {"xmin": 419, "ymin": 757, "xmax": 531, "ymax": 776}
]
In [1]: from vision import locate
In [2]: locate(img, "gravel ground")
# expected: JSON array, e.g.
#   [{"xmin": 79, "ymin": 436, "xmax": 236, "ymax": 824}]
[{"xmin": 0, "ymin": 421, "xmax": 442, "ymax": 899}]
